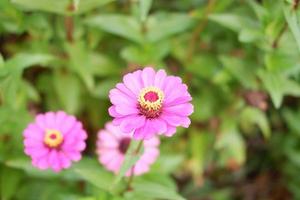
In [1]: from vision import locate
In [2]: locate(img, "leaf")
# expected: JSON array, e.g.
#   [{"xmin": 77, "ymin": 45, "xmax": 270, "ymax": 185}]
[
  {"xmin": 215, "ymin": 119, "xmax": 246, "ymax": 167},
  {"xmin": 112, "ymin": 140, "xmax": 143, "ymax": 188},
  {"xmin": 53, "ymin": 72, "xmax": 81, "ymax": 114},
  {"xmin": 126, "ymin": 178, "xmax": 185, "ymax": 200},
  {"xmin": 189, "ymin": 129, "xmax": 214, "ymax": 179},
  {"xmin": 139, "ymin": 0, "xmax": 153, "ymax": 22},
  {"xmin": 209, "ymin": 13, "xmax": 257, "ymax": 32},
  {"xmin": 85, "ymin": 15, "xmax": 144, "ymax": 44},
  {"xmin": 1, "ymin": 166, "xmax": 24, "ymax": 200},
  {"xmin": 11, "ymin": 0, "xmax": 114, "ymax": 15},
  {"xmin": 220, "ymin": 56, "xmax": 257, "ymax": 89},
  {"xmin": 72, "ymin": 158, "xmax": 114, "ymax": 191},
  {"xmin": 259, "ymin": 70, "xmax": 300, "ymax": 108},
  {"xmin": 146, "ymin": 13, "xmax": 194, "ymax": 42},
  {"xmin": 240, "ymin": 107, "xmax": 271, "ymax": 138},
  {"xmin": 284, "ymin": 5, "xmax": 300, "ymax": 53},
  {"xmin": 5, "ymin": 156, "xmax": 79, "ymax": 180}
]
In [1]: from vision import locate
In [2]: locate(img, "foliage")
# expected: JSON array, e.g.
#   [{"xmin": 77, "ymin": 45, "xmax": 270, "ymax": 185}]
[{"xmin": 1, "ymin": 0, "xmax": 300, "ymax": 199}]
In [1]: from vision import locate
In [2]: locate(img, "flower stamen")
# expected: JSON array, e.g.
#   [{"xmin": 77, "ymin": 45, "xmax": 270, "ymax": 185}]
[
  {"xmin": 138, "ymin": 86, "xmax": 164, "ymax": 118},
  {"xmin": 44, "ymin": 129, "xmax": 63, "ymax": 148}
]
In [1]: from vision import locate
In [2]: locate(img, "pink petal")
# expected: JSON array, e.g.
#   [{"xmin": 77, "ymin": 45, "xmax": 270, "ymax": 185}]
[
  {"xmin": 58, "ymin": 152, "xmax": 71, "ymax": 169},
  {"xmin": 115, "ymin": 105, "xmax": 139, "ymax": 116},
  {"xmin": 141, "ymin": 67, "xmax": 155, "ymax": 87},
  {"xmin": 116, "ymin": 83, "xmax": 136, "ymax": 99},
  {"xmin": 160, "ymin": 113, "xmax": 191, "ymax": 128},
  {"xmin": 123, "ymin": 70, "xmax": 143, "ymax": 95},
  {"xmin": 48, "ymin": 150, "xmax": 62, "ymax": 172},
  {"xmin": 55, "ymin": 111, "xmax": 68, "ymax": 128},
  {"xmin": 35, "ymin": 114, "xmax": 47, "ymax": 130},
  {"xmin": 45, "ymin": 112, "xmax": 56, "ymax": 129},
  {"xmin": 120, "ymin": 115, "xmax": 146, "ymax": 133},
  {"xmin": 154, "ymin": 69, "xmax": 167, "ymax": 88},
  {"xmin": 108, "ymin": 106, "xmax": 123, "ymax": 118},
  {"xmin": 163, "ymin": 103, "xmax": 194, "ymax": 116},
  {"xmin": 109, "ymin": 88, "xmax": 136, "ymax": 107}
]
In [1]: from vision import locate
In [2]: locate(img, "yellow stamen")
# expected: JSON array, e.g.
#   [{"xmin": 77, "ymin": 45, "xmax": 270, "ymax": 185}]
[
  {"xmin": 44, "ymin": 129, "xmax": 63, "ymax": 148},
  {"xmin": 138, "ymin": 86, "xmax": 164, "ymax": 111}
]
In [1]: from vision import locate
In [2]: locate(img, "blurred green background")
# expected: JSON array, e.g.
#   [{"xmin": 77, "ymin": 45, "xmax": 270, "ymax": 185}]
[{"xmin": 1, "ymin": 0, "xmax": 300, "ymax": 199}]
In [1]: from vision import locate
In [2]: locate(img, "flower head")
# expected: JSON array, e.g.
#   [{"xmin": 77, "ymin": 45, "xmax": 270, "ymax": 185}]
[
  {"xmin": 96, "ymin": 122, "xmax": 160, "ymax": 176},
  {"xmin": 23, "ymin": 111, "xmax": 87, "ymax": 172},
  {"xmin": 109, "ymin": 67, "xmax": 193, "ymax": 140}
]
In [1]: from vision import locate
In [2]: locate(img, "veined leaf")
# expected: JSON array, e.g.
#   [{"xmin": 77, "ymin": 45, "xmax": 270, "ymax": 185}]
[{"xmin": 283, "ymin": 5, "xmax": 300, "ymax": 53}]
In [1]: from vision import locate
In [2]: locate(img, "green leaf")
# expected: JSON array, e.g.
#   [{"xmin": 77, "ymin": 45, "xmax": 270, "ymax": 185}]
[
  {"xmin": 53, "ymin": 72, "xmax": 81, "ymax": 114},
  {"xmin": 215, "ymin": 119, "xmax": 246, "ymax": 167},
  {"xmin": 1, "ymin": 166, "xmax": 24, "ymax": 200},
  {"xmin": 85, "ymin": 15, "xmax": 144, "ymax": 44},
  {"xmin": 240, "ymin": 107, "xmax": 271, "ymax": 138},
  {"xmin": 189, "ymin": 129, "xmax": 214, "ymax": 179},
  {"xmin": 11, "ymin": 0, "xmax": 113, "ymax": 15},
  {"xmin": 209, "ymin": 13, "xmax": 257, "ymax": 32},
  {"xmin": 126, "ymin": 178, "xmax": 185, "ymax": 200},
  {"xmin": 72, "ymin": 158, "xmax": 114, "ymax": 191},
  {"xmin": 5, "ymin": 156, "xmax": 79, "ymax": 180},
  {"xmin": 139, "ymin": 0, "xmax": 152, "ymax": 22},
  {"xmin": 259, "ymin": 70, "xmax": 300, "ymax": 108},
  {"xmin": 112, "ymin": 140, "xmax": 143, "ymax": 188},
  {"xmin": 220, "ymin": 56, "xmax": 257, "ymax": 89},
  {"xmin": 284, "ymin": 5, "xmax": 300, "ymax": 53},
  {"xmin": 146, "ymin": 13, "xmax": 194, "ymax": 42}
]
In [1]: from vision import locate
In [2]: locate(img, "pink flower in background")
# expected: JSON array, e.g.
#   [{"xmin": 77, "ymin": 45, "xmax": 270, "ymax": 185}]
[
  {"xmin": 96, "ymin": 122, "xmax": 160, "ymax": 176},
  {"xmin": 109, "ymin": 67, "xmax": 193, "ymax": 140},
  {"xmin": 23, "ymin": 111, "xmax": 87, "ymax": 172}
]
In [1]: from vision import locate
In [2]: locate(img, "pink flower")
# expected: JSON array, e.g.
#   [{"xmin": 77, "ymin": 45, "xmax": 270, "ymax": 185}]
[
  {"xmin": 23, "ymin": 111, "xmax": 87, "ymax": 172},
  {"xmin": 96, "ymin": 122, "xmax": 160, "ymax": 176},
  {"xmin": 109, "ymin": 67, "xmax": 193, "ymax": 140}
]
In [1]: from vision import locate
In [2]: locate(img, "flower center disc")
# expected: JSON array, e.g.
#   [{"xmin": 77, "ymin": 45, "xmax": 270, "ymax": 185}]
[
  {"xmin": 44, "ymin": 129, "xmax": 63, "ymax": 148},
  {"xmin": 138, "ymin": 86, "xmax": 164, "ymax": 118}
]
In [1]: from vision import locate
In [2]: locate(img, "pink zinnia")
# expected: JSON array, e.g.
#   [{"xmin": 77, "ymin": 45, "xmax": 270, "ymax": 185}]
[
  {"xmin": 96, "ymin": 122, "xmax": 160, "ymax": 176},
  {"xmin": 109, "ymin": 67, "xmax": 193, "ymax": 140},
  {"xmin": 23, "ymin": 111, "xmax": 87, "ymax": 172}
]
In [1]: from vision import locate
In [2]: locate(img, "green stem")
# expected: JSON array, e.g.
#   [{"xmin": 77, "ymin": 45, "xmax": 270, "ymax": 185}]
[{"xmin": 125, "ymin": 140, "xmax": 143, "ymax": 191}]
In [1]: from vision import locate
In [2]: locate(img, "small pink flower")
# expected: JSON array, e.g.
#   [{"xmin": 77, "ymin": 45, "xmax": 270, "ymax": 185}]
[
  {"xmin": 96, "ymin": 122, "xmax": 160, "ymax": 176},
  {"xmin": 23, "ymin": 111, "xmax": 87, "ymax": 172},
  {"xmin": 109, "ymin": 67, "xmax": 193, "ymax": 140}
]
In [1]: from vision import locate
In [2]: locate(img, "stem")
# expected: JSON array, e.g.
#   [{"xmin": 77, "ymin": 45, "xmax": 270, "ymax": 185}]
[
  {"xmin": 272, "ymin": 23, "xmax": 287, "ymax": 48},
  {"xmin": 126, "ymin": 140, "xmax": 143, "ymax": 191},
  {"xmin": 64, "ymin": 16, "xmax": 74, "ymax": 43},
  {"xmin": 65, "ymin": 3, "xmax": 75, "ymax": 43},
  {"xmin": 272, "ymin": 0, "xmax": 299, "ymax": 48},
  {"xmin": 186, "ymin": 0, "xmax": 215, "ymax": 61}
]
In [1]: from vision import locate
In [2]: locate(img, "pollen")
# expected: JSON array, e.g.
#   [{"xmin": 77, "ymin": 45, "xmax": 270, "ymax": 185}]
[
  {"xmin": 44, "ymin": 129, "xmax": 63, "ymax": 148},
  {"xmin": 138, "ymin": 86, "xmax": 164, "ymax": 118}
]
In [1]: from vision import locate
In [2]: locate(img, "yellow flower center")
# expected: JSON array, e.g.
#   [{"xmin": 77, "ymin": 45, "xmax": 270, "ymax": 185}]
[
  {"xmin": 44, "ymin": 129, "xmax": 63, "ymax": 148},
  {"xmin": 138, "ymin": 86, "xmax": 164, "ymax": 118}
]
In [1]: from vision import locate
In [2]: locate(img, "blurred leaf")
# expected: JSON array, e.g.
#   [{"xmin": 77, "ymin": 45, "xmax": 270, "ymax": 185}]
[
  {"xmin": 209, "ymin": 13, "xmax": 258, "ymax": 32},
  {"xmin": 240, "ymin": 107, "xmax": 271, "ymax": 138},
  {"xmin": 189, "ymin": 129, "xmax": 214, "ymax": 179},
  {"xmin": 11, "ymin": 0, "xmax": 113, "ymax": 15},
  {"xmin": 72, "ymin": 158, "xmax": 114, "ymax": 191},
  {"xmin": 126, "ymin": 177, "xmax": 185, "ymax": 200},
  {"xmin": 53, "ymin": 72, "xmax": 81, "ymax": 114},
  {"xmin": 85, "ymin": 15, "xmax": 144, "ymax": 43},
  {"xmin": 284, "ymin": 4, "xmax": 300, "ymax": 53},
  {"xmin": 220, "ymin": 56, "xmax": 257, "ymax": 89},
  {"xmin": 1, "ymin": 166, "xmax": 23, "ymax": 200},
  {"xmin": 146, "ymin": 13, "xmax": 194, "ymax": 42},
  {"xmin": 139, "ymin": 0, "xmax": 152, "ymax": 22},
  {"xmin": 153, "ymin": 154, "xmax": 184, "ymax": 174},
  {"xmin": 5, "ymin": 156, "xmax": 79, "ymax": 180},
  {"xmin": 259, "ymin": 70, "xmax": 300, "ymax": 108},
  {"xmin": 215, "ymin": 119, "xmax": 246, "ymax": 167},
  {"xmin": 92, "ymin": 79, "xmax": 119, "ymax": 99}
]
